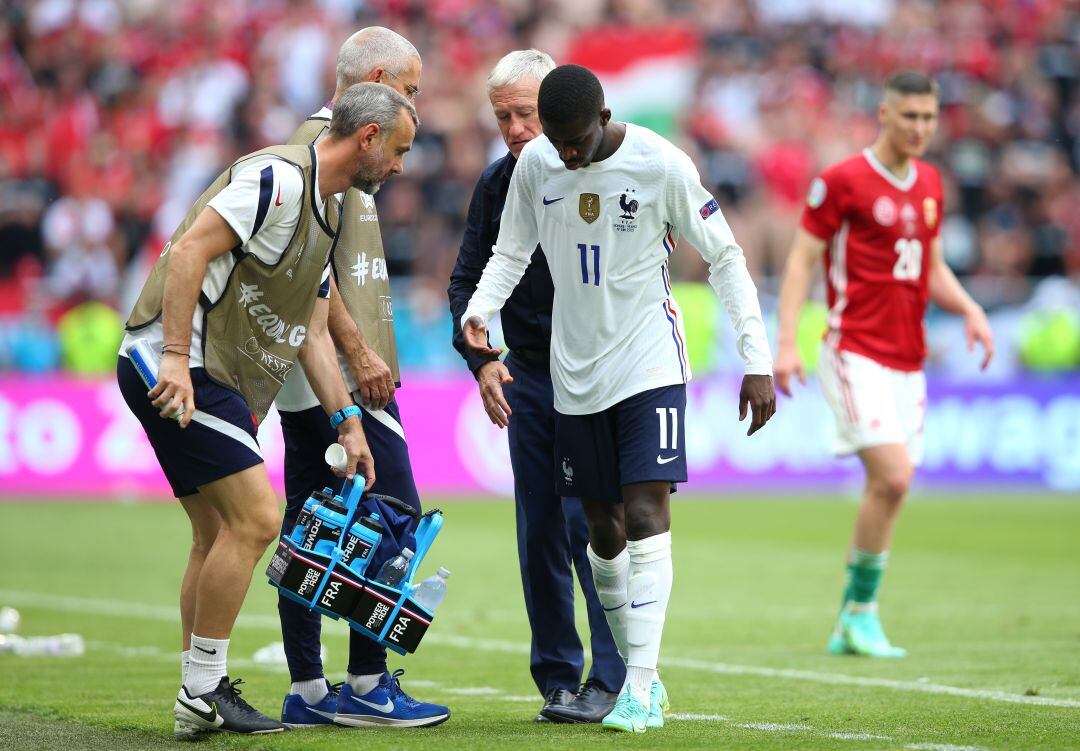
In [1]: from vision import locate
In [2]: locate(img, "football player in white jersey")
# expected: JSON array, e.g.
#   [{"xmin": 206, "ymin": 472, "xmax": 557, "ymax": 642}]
[{"xmin": 462, "ymin": 64, "xmax": 776, "ymax": 733}]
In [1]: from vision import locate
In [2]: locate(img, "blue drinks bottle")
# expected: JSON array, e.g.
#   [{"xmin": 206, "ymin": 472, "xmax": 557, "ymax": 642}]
[
  {"xmin": 290, "ymin": 489, "xmax": 335, "ymax": 545},
  {"xmin": 340, "ymin": 514, "xmax": 384, "ymax": 576}
]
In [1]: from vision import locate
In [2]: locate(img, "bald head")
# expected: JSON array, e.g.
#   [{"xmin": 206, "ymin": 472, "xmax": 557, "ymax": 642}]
[{"xmin": 336, "ymin": 26, "xmax": 421, "ymax": 98}]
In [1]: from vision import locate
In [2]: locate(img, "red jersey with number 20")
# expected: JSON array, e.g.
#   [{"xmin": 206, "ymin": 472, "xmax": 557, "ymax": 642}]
[{"xmin": 800, "ymin": 148, "xmax": 943, "ymax": 371}]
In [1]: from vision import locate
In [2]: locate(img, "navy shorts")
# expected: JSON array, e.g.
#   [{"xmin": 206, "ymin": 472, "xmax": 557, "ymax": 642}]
[
  {"xmin": 117, "ymin": 356, "xmax": 264, "ymax": 498},
  {"xmin": 554, "ymin": 384, "xmax": 687, "ymax": 502}
]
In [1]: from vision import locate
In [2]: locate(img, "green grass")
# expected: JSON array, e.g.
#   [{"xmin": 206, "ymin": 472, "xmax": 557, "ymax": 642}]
[{"xmin": 1, "ymin": 495, "xmax": 1079, "ymax": 750}]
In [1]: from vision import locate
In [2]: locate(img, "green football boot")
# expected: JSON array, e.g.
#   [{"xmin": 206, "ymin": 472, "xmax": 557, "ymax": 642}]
[
  {"xmin": 830, "ymin": 604, "xmax": 907, "ymax": 658},
  {"xmin": 601, "ymin": 685, "xmax": 649, "ymax": 733},
  {"xmin": 646, "ymin": 678, "xmax": 669, "ymax": 729}
]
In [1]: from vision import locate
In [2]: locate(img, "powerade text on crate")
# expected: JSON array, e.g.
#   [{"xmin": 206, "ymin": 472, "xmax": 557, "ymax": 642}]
[{"xmin": 267, "ymin": 467, "xmax": 444, "ymax": 654}]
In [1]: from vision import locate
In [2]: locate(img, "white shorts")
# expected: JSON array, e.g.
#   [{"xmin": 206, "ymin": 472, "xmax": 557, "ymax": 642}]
[{"xmin": 817, "ymin": 345, "xmax": 926, "ymax": 466}]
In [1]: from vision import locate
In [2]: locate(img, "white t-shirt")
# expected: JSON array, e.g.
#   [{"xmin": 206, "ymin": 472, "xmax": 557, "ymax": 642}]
[
  {"xmin": 121, "ymin": 153, "xmax": 331, "ymax": 368},
  {"xmin": 275, "ymin": 107, "xmax": 364, "ymax": 413},
  {"xmin": 463, "ymin": 124, "xmax": 773, "ymax": 415}
]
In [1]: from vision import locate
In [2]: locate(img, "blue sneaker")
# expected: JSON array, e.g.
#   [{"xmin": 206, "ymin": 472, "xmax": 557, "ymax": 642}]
[
  {"xmin": 334, "ymin": 670, "xmax": 450, "ymax": 728},
  {"xmin": 281, "ymin": 681, "xmax": 340, "ymax": 728}
]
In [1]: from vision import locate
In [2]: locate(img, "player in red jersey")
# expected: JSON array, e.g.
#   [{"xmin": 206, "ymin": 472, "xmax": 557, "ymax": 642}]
[{"xmin": 775, "ymin": 72, "xmax": 994, "ymax": 657}]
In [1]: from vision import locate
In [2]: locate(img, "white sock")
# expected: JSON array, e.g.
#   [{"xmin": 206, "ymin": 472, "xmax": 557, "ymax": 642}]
[
  {"xmin": 181, "ymin": 650, "xmax": 190, "ymax": 685},
  {"xmin": 347, "ymin": 672, "xmax": 382, "ymax": 696},
  {"xmin": 623, "ymin": 531, "xmax": 672, "ymax": 707},
  {"xmin": 587, "ymin": 544, "xmax": 630, "ymax": 662},
  {"xmin": 185, "ymin": 635, "xmax": 229, "ymax": 697},
  {"xmin": 292, "ymin": 678, "xmax": 328, "ymax": 704}
]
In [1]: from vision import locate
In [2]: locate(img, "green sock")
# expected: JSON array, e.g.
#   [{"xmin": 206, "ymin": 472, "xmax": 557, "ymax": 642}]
[{"xmin": 843, "ymin": 548, "xmax": 889, "ymax": 606}]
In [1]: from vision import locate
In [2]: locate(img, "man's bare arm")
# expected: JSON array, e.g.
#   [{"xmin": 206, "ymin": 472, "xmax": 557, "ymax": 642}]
[
  {"xmin": 325, "ymin": 276, "xmax": 395, "ymax": 410},
  {"xmin": 775, "ymin": 227, "xmax": 828, "ymax": 396},
  {"xmin": 151, "ymin": 208, "xmax": 241, "ymax": 427}
]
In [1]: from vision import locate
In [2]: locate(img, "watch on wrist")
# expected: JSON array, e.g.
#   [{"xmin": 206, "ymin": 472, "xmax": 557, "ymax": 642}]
[{"xmin": 330, "ymin": 404, "xmax": 362, "ymax": 430}]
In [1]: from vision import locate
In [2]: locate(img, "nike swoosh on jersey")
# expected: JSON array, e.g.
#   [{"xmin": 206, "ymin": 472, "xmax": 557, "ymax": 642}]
[
  {"xmin": 274, "ymin": 185, "xmax": 283, "ymax": 206},
  {"xmin": 177, "ymin": 696, "xmax": 218, "ymax": 724},
  {"xmin": 602, "ymin": 603, "xmax": 625, "ymax": 612},
  {"xmin": 656, "ymin": 455, "xmax": 678, "ymax": 464},
  {"xmin": 630, "ymin": 600, "xmax": 657, "ymax": 609},
  {"xmin": 542, "ymin": 196, "xmax": 564, "ymax": 205},
  {"xmin": 351, "ymin": 697, "xmax": 394, "ymax": 713}
]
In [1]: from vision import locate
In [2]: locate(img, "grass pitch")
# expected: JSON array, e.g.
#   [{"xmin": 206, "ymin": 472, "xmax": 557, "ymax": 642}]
[{"xmin": 1, "ymin": 495, "xmax": 1078, "ymax": 750}]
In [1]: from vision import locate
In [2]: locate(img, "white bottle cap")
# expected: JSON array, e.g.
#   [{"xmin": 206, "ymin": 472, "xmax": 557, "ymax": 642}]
[
  {"xmin": 324, "ymin": 443, "xmax": 348, "ymax": 471},
  {"xmin": 437, "ymin": 567, "xmax": 450, "ymax": 578},
  {"xmin": 402, "ymin": 548, "xmax": 414, "ymax": 559}
]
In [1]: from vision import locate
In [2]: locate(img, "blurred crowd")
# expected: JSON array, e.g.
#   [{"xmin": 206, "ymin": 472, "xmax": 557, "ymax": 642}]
[{"xmin": 0, "ymin": 0, "xmax": 1078, "ymax": 375}]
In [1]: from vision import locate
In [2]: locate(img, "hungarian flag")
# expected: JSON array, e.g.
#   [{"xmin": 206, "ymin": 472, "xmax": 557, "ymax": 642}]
[{"xmin": 566, "ymin": 25, "xmax": 701, "ymax": 138}]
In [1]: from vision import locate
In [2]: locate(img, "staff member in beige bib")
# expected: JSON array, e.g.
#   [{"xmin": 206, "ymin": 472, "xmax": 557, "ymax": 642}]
[
  {"xmin": 117, "ymin": 82, "xmax": 417, "ymax": 737},
  {"xmin": 273, "ymin": 27, "xmax": 449, "ymax": 728}
]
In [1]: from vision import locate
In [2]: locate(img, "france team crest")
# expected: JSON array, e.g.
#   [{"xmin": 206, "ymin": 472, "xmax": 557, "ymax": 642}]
[{"xmin": 699, "ymin": 198, "xmax": 720, "ymax": 220}]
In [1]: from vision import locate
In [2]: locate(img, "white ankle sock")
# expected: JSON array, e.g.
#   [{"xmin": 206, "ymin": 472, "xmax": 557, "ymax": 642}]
[
  {"xmin": 625, "ymin": 665, "xmax": 656, "ymax": 706},
  {"xmin": 292, "ymin": 678, "xmax": 328, "ymax": 704},
  {"xmin": 623, "ymin": 532, "xmax": 672, "ymax": 706},
  {"xmin": 347, "ymin": 672, "xmax": 382, "ymax": 696},
  {"xmin": 185, "ymin": 635, "xmax": 229, "ymax": 696},
  {"xmin": 181, "ymin": 650, "xmax": 190, "ymax": 685},
  {"xmin": 587, "ymin": 544, "xmax": 630, "ymax": 662}
]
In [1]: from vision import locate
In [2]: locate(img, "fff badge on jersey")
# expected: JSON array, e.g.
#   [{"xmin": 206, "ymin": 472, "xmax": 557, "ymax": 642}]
[{"xmin": 579, "ymin": 193, "xmax": 600, "ymax": 224}]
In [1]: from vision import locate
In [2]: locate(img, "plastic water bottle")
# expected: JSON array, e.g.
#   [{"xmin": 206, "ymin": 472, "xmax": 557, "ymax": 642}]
[
  {"xmin": 0, "ymin": 606, "xmax": 20, "ymax": 633},
  {"xmin": 0, "ymin": 633, "xmax": 85, "ymax": 657},
  {"xmin": 373, "ymin": 547, "xmax": 414, "ymax": 588},
  {"xmin": 412, "ymin": 567, "xmax": 450, "ymax": 612}
]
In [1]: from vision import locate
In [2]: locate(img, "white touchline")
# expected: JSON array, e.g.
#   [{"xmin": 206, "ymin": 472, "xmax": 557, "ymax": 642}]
[
  {"xmin": 5, "ymin": 589, "xmax": 1078, "ymax": 710},
  {"xmin": 82, "ymin": 640, "xmax": 995, "ymax": 749}
]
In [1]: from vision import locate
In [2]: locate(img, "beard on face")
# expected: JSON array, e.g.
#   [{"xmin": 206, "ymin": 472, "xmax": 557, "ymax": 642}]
[{"xmin": 351, "ymin": 142, "xmax": 387, "ymax": 195}]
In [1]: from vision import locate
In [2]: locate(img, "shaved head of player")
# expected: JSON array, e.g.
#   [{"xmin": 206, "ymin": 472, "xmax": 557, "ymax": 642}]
[{"xmin": 537, "ymin": 64, "xmax": 615, "ymax": 171}]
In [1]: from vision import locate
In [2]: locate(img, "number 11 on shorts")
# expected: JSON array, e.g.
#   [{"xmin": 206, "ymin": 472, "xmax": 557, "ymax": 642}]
[{"xmin": 656, "ymin": 407, "xmax": 679, "ymax": 450}]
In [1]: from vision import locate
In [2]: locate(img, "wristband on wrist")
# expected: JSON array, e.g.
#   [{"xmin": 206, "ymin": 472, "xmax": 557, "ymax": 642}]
[
  {"xmin": 162, "ymin": 344, "xmax": 190, "ymax": 356},
  {"xmin": 330, "ymin": 404, "xmax": 362, "ymax": 429}
]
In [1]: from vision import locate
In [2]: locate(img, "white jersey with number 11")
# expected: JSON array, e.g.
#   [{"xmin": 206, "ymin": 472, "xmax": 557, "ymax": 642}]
[{"xmin": 463, "ymin": 123, "xmax": 773, "ymax": 415}]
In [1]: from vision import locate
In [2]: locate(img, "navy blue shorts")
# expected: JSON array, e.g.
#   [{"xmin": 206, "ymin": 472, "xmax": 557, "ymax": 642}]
[
  {"xmin": 117, "ymin": 356, "xmax": 264, "ymax": 498},
  {"xmin": 554, "ymin": 384, "xmax": 687, "ymax": 502}
]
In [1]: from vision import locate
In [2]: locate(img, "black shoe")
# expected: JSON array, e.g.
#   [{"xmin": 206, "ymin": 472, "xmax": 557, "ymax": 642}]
[
  {"xmin": 174, "ymin": 677, "xmax": 289, "ymax": 735},
  {"xmin": 541, "ymin": 680, "xmax": 619, "ymax": 724},
  {"xmin": 536, "ymin": 687, "xmax": 575, "ymax": 723}
]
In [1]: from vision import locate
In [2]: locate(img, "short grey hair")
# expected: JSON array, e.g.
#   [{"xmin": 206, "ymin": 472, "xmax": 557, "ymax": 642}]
[
  {"xmin": 336, "ymin": 27, "xmax": 420, "ymax": 89},
  {"xmin": 329, "ymin": 82, "xmax": 419, "ymax": 140},
  {"xmin": 486, "ymin": 49, "xmax": 555, "ymax": 94}
]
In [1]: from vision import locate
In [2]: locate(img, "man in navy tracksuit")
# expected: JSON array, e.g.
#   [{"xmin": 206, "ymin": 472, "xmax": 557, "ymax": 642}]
[{"xmin": 447, "ymin": 49, "xmax": 624, "ymax": 724}]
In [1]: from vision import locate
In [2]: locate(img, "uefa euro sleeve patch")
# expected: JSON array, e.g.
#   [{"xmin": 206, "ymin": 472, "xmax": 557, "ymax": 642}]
[{"xmin": 699, "ymin": 198, "xmax": 720, "ymax": 220}]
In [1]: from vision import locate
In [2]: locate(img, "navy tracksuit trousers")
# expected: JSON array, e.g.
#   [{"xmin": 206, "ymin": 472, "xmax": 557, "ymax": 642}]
[
  {"xmin": 278, "ymin": 400, "xmax": 420, "ymax": 680},
  {"xmin": 504, "ymin": 352, "xmax": 625, "ymax": 695}
]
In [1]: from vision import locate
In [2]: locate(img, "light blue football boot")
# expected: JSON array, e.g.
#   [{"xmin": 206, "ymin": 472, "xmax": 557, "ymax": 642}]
[
  {"xmin": 601, "ymin": 685, "xmax": 649, "ymax": 733},
  {"xmin": 646, "ymin": 678, "xmax": 669, "ymax": 729},
  {"xmin": 830, "ymin": 604, "xmax": 907, "ymax": 658}
]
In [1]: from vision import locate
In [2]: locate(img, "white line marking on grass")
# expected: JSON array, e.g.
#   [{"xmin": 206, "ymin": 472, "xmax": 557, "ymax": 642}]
[
  {"xmin": 443, "ymin": 687, "xmax": 503, "ymax": 695},
  {"xmin": 660, "ymin": 655, "xmax": 1080, "ymax": 709},
  {"xmin": 83, "ymin": 639, "xmax": 997, "ymax": 750},
  {"xmin": 7, "ymin": 589, "xmax": 1079, "ymax": 709},
  {"xmin": 735, "ymin": 721, "xmax": 813, "ymax": 731},
  {"xmin": 501, "ymin": 696, "xmax": 542, "ymax": 703}
]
